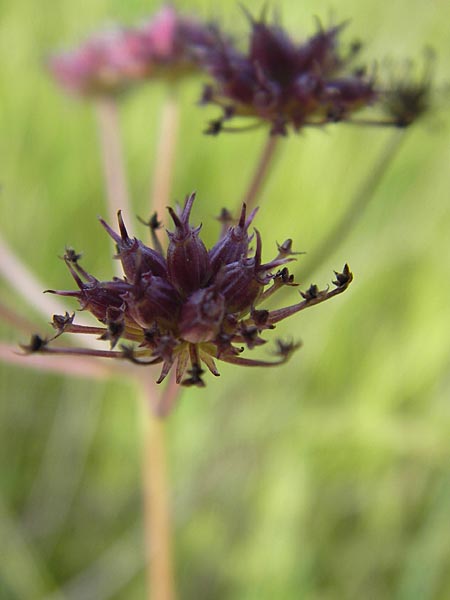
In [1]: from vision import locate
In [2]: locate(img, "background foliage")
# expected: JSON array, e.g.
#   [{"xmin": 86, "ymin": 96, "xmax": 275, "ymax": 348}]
[{"xmin": 1, "ymin": 0, "xmax": 450, "ymax": 598}]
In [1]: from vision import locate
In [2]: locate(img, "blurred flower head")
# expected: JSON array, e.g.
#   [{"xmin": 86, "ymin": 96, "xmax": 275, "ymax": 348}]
[
  {"xmin": 49, "ymin": 5, "xmax": 218, "ymax": 97},
  {"xmin": 200, "ymin": 10, "xmax": 377, "ymax": 135},
  {"xmin": 24, "ymin": 194, "xmax": 352, "ymax": 388},
  {"xmin": 378, "ymin": 49, "xmax": 436, "ymax": 127}
]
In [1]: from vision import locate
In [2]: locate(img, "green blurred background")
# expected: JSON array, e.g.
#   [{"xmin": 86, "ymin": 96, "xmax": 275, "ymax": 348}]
[{"xmin": 1, "ymin": 0, "xmax": 450, "ymax": 598}]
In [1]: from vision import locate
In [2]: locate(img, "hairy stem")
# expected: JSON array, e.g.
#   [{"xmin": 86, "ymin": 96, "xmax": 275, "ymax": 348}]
[
  {"xmin": 300, "ymin": 130, "xmax": 406, "ymax": 282},
  {"xmin": 150, "ymin": 92, "xmax": 180, "ymax": 230},
  {"xmin": 95, "ymin": 98, "xmax": 132, "ymax": 232},
  {"xmin": 240, "ymin": 134, "xmax": 280, "ymax": 213},
  {"xmin": 141, "ymin": 380, "xmax": 176, "ymax": 600}
]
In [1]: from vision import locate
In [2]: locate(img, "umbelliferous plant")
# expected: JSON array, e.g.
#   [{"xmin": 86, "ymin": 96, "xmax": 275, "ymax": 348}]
[{"xmin": 0, "ymin": 4, "xmax": 440, "ymax": 600}]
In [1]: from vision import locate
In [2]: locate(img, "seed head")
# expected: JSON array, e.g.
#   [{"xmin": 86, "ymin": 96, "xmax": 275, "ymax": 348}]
[
  {"xmin": 26, "ymin": 194, "xmax": 353, "ymax": 396},
  {"xmin": 200, "ymin": 10, "xmax": 377, "ymax": 134}
]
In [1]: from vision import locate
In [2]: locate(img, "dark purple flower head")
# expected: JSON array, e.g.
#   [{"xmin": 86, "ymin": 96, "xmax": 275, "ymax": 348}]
[
  {"xmin": 49, "ymin": 5, "xmax": 219, "ymax": 97},
  {"xmin": 25, "ymin": 194, "xmax": 352, "ymax": 392},
  {"xmin": 200, "ymin": 10, "xmax": 377, "ymax": 134}
]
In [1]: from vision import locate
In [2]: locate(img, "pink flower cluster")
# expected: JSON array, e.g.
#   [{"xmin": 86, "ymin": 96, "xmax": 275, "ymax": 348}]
[{"xmin": 49, "ymin": 6, "xmax": 216, "ymax": 96}]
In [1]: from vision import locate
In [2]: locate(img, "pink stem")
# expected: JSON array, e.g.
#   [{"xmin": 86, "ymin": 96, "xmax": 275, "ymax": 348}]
[
  {"xmin": 0, "ymin": 342, "xmax": 113, "ymax": 379},
  {"xmin": 0, "ymin": 233, "xmax": 74, "ymax": 320},
  {"xmin": 150, "ymin": 92, "xmax": 179, "ymax": 231},
  {"xmin": 95, "ymin": 98, "xmax": 132, "ymax": 235}
]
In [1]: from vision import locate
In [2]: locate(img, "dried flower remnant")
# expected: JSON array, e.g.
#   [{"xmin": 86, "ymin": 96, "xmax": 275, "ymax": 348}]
[
  {"xmin": 200, "ymin": 10, "xmax": 377, "ymax": 135},
  {"xmin": 49, "ymin": 5, "xmax": 218, "ymax": 97},
  {"xmin": 379, "ymin": 51, "xmax": 435, "ymax": 127},
  {"xmin": 23, "ymin": 194, "xmax": 352, "ymax": 390}
]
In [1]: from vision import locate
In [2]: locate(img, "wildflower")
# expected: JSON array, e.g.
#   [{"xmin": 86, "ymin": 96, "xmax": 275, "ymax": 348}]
[
  {"xmin": 23, "ymin": 194, "xmax": 353, "ymax": 387},
  {"xmin": 49, "ymin": 6, "xmax": 218, "ymax": 97},
  {"xmin": 200, "ymin": 10, "xmax": 377, "ymax": 135},
  {"xmin": 378, "ymin": 50, "xmax": 435, "ymax": 127}
]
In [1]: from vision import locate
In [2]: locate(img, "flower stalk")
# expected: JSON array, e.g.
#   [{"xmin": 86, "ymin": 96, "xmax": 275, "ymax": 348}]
[
  {"xmin": 95, "ymin": 98, "xmax": 132, "ymax": 230},
  {"xmin": 150, "ymin": 92, "xmax": 180, "ymax": 229},
  {"xmin": 240, "ymin": 134, "xmax": 280, "ymax": 213},
  {"xmin": 141, "ymin": 381, "xmax": 175, "ymax": 600},
  {"xmin": 299, "ymin": 129, "xmax": 406, "ymax": 282}
]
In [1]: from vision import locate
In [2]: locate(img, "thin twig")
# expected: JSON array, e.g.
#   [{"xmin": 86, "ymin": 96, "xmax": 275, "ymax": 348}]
[
  {"xmin": 0, "ymin": 342, "xmax": 113, "ymax": 379},
  {"xmin": 300, "ymin": 130, "xmax": 407, "ymax": 283},
  {"xmin": 141, "ymin": 380, "xmax": 175, "ymax": 600},
  {"xmin": 150, "ymin": 92, "xmax": 180, "ymax": 231},
  {"xmin": 240, "ymin": 134, "xmax": 280, "ymax": 213}
]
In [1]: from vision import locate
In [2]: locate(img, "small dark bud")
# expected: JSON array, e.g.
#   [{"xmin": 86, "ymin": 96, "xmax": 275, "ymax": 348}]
[
  {"xmin": 21, "ymin": 334, "xmax": 47, "ymax": 353},
  {"xmin": 275, "ymin": 267, "xmax": 296, "ymax": 286},
  {"xmin": 51, "ymin": 312, "xmax": 75, "ymax": 333},
  {"xmin": 138, "ymin": 212, "xmax": 162, "ymax": 231},
  {"xmin": 301, "ymin": 284, "xmax": 320, "ymax": 300},
  {"xmin": 99, "ymin": 309, "xmax": 125, "ymax": 349},
  {"xmin": 333, "ymin": 264, "xmax": 353, "ymax": 287},
  {"xmin": 63, "ymin": 248, "xmax": 82, "ymax": 263},
  {"xmin": 205, "ymin": 119, "xmax": 223, "ymax": 135},
  {"xmin": 273, "ymin": 338, "xmax": 302, "ymax": 359},
  {"xmin": 251, "ymin": 308, "xmax": 269, "ymax": 326},
  {"xmin": 239, "ymin": 324, "xmax": 266, "ymax": 349},
  {"xmin": 200, "ymin": 84, "xmax": 214, "ymax": 104},
  {"xmin": 182, "ymin": 363, "xmax": 206, "ymax": 387},
  {"xmin": 216, "ymin": 207, "xmax": 234, "ymax": 227}
]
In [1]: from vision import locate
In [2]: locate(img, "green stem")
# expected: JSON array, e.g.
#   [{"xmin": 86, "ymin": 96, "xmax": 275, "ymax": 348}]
[{"xmin": 300, "ymin": 130, "xmax": 407, "ymax": 283}]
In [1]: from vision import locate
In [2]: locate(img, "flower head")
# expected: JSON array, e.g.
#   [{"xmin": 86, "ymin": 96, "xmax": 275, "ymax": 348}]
[
  {"xmin": 49, "ymin": 6, "xmax": 218, "ymax": 97},
  {"xmin": 200, "ymin": 10, "xmax": 377, "ymax": 135},
  {"xmin": 23, "ymin": 194, "xmax": 352, "ymax": 388},
  {"xmin": 378, "ymin": 50, "xmax": 436, "ymax": 127}
]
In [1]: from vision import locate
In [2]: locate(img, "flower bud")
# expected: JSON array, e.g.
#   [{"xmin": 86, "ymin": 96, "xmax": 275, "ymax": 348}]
[
  {"xmin": 167, "ymin": 193, "xmax": 210, "ymax": 295},
  {"xmin": 100, "ymin": 211, "xmax": 167, "ymax": 280},
  {"xmin": 209, "ymin": 203, "xmax": 258, "ymax": 275},
  {"xmin": 125, "ymin": 273, "xmax": 180, "ymax": 328},
  {"xmin": 179, "ymin": 287, "xmax": 225, "ymax": 343}
]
